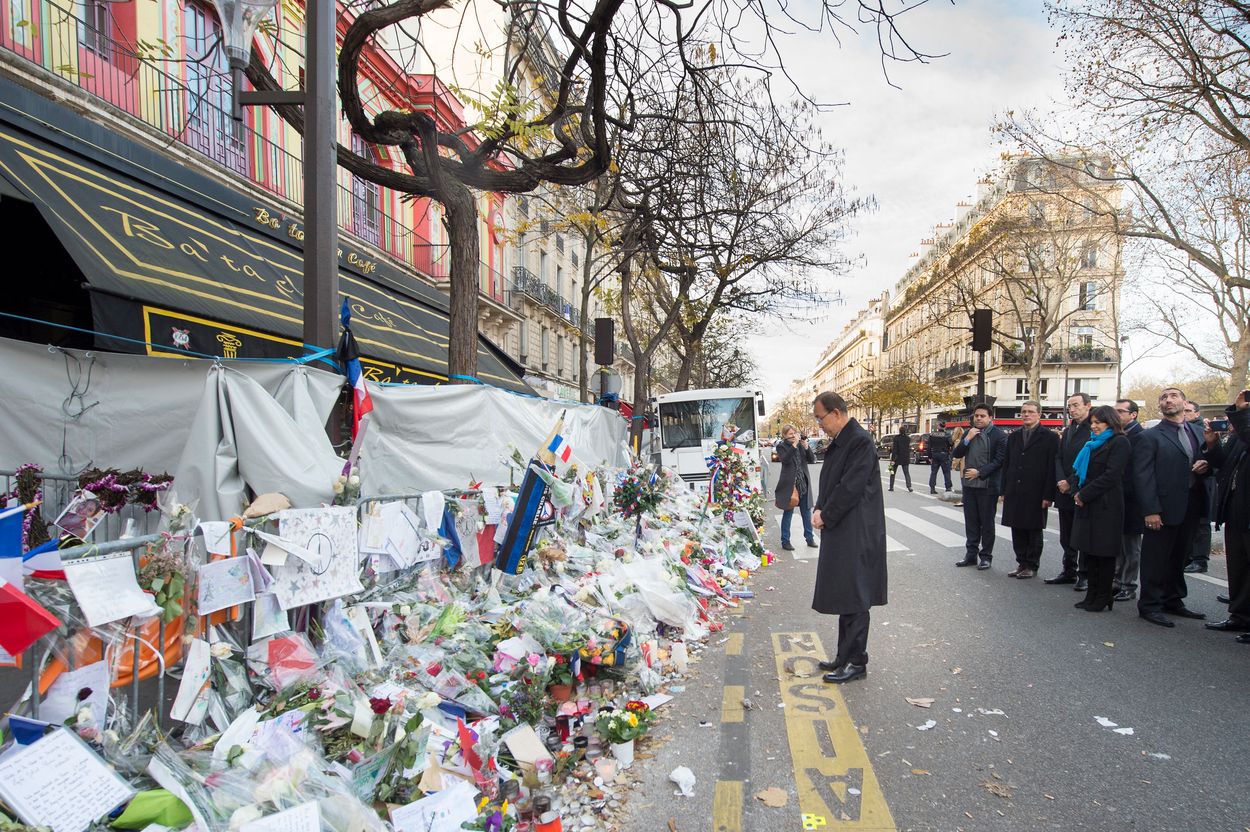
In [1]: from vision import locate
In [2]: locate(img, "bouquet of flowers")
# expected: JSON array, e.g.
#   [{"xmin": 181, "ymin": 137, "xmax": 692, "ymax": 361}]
[{"xmin": 595, "ymin": 700, "xmax": 654, "ymax": 744}]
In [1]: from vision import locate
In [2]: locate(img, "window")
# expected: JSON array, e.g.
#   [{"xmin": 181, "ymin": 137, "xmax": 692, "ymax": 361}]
[
  {"xmin": 517, "ymin": 196, "xmax": 529, "ymax": 217},
  {"xmin": 557, "ymin": 334, "xmax": 565, "ymax": 376},
  {"xmin": 1073, "ymin": 326, "xmax": 1095, "ymax": 348},
  {"xmin": 184, "ymin": 3, "xmax": 249, "ymax": 175},
  {"xmin": 1070, "ymin": 378, "xmax": 1099, "ymax": 399},
  {"xmin": 1028, "ymin": 201, "xmax": 1046, "ymax": 225},
  {"xmin": 539, "ymin": 250, "xmax": 549, "ymax": 285},
  {"xmin": 556, "ymin": 234, "xmax": 565, "ymax": 254},
  {"xmin": 518, "ymin": 320, "xmax": 529, "ymax": 364},
  {"xmin": 555, "ymin": 265, "xmax": 564, "ymax": 299},
  {"xmin": 541, "ymin": 327, "xmax": 550, "ymax": 372},
  {"xmin": 1015, "ymin": 379, "xmax": 1049, "ymax": 399},
  {"xmin": 80, "ymin": 0, "xmax": 113, "ymax": 59},
  {"xmin": 1078, "ymin": 281, "xmax": 1098, "ymax": 311},
  {"xmin": 1081, "ymin": 244, "xmax": 1098, "ymax": 269},
  {"xmin": 349, "ymin": 134, "xmax": 381, "ymax": 245}
]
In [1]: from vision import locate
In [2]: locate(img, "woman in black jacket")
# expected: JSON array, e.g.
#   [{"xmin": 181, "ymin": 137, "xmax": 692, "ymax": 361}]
[
  {"xmin": 1070, "ymin": 405, "xmax": 1133, "ymax": 612},
  {"xmin": 774, "ymin": 424, "xmax": 816, "ymax": 551},
  {"xmin": 889, "ymin": 426, "xmax": 913, "ymax": 492}
]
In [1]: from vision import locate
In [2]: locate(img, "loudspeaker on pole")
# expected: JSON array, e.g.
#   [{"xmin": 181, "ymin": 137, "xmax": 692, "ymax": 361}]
[{"xmin": 594, "ymin": 318, "xmax": 615, "ymax": 365}]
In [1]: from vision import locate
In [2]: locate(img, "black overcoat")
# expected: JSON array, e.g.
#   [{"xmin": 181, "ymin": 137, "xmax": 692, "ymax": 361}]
[
  {"xmin": 773, "ymin": 440, "xmax": 815, "ymax": 511},
  {"xmin": 1000, "ymin": 427, "xmax": 1059, "ymax": 530},
  {"xmin": 811, "ymin": 418, "xmax": 887, "ymax": 615},
  {"xmin": 1132, "ymin": 420, "xmax": 1213, "ymax": 525},
  {"xmin": 1054, "ymin": 418, "xmax": 1092, "ymax": 511},
  {"xmin": 1070, "ymin": 434, "xmax": 1132, "ymax": 558}
]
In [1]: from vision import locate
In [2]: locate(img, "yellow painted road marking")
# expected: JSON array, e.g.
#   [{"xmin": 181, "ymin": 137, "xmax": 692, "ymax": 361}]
[
  {"xmin": 721, "ymin": 685, "xmax": 745, "ymax": 723},
  {"xmin": 712, "ymin": 780, "xmax": 743, "ymax": 832},
  {"xmin": 725, "ymin": 632, "xmax": 744, "ymax": 656},
  {"xmin": 772, "ymin": 632, "xmax": 896, "ymax": 830}
]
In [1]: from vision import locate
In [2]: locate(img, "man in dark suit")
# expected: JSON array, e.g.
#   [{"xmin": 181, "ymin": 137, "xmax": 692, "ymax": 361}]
[
  {"xmin": 927, "ymin": 428, "xmax": 953, "ymax": 494},
  {"xmin": 1134, "ymin": 386, "xmax": 1213, "ymax": 627},
  {"xmin": 1000, "ymin": 401, "xmax": 1059, "ymax": 579},
  {"xmin": 1182, "ymin": 400, "xmax": 1215, "ymax": 573},
  {"xmin": 952, "ymin": 403, "xmax": 1008, "ymax": 570},
  {"xmin": 1203, "ymin": 391, "xmax": 1250, "ymax": 640},
  {"xmin": 1046, "ymin": 392, "xmax": 1092, "ymax": 589},
  {"xmin": 1113, "ymin": 399, "xmax": 1146, "ymax": 602},
  {"xmin": 810, "ymin": 391, "xmax": 887, "ymax": 684}
]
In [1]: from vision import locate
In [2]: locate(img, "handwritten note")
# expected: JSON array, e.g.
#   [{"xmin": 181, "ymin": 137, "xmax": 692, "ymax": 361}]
[
  {"xmin": 481, "ymin": 488, "xmax": 503, "ymax": 524},
  {"xmin": 0, "ymin": 728, "xmax": 135, "ymax": 832},
  {"xmin": 63, "ymin": 555, "xmax": 160, "ymax": 627},
  {"xmin": 197, "ymin": 521, "xmax": 234, "ymax": 556},
  {"xmin": 240, "ymin": 802, "xmax": 320, "ymax": 832},
  {"xmin": 252, "ymin": 592, "xmax": 290, "ymax": 639},
  {"xmin": 389, "ymin": 778, "xmax": 478, "ymax": 832},
  {"xmin": 197, "ymin": 557, "xmax": 256, "ymax": 615},
  {"xmin": 42, "ymin": 660, "xmax": 110, "ymax": 725},
  {"xmin": 169, "ymin": 638, "xmax": 211, "ymax": 724}
]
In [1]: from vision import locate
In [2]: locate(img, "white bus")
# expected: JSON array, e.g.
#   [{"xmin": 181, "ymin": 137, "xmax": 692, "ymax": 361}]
[{"xmin": 650, "ymin": 387, "xmax": 766, "ymax": 485}]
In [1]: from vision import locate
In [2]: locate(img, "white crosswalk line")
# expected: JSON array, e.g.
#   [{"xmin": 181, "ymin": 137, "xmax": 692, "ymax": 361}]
[
  {"xmin": 886, "ymin": 535, "xmax": 907, "ymax": 552},
  {"xmin": 921, "ymin": 505, "xmax": 1013, "ymax": 544},
  {"xmin": 883, "ymin": 507, "xmax": 967, "ymax": 548}
]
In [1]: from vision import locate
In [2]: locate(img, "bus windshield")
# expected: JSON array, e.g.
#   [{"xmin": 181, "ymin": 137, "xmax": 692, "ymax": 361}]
[{"xmin": 658, "ymin": 397, "xmax": 755, "ymax": 449}]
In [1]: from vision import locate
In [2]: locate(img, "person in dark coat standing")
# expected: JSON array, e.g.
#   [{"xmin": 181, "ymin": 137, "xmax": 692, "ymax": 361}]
[
  {"xmin": 1068, "ymin": 405, "xmax": 1133, "ymax": 612},
  {"xmin": 1182, "ymin": 400, "xmax": 1215, "ymax": 573},
  {"xmin": 888, "ymin": 426, "xmax": 913, "ymax": 492},
  {"xmin": 1113, "ymin": 400, "xmax": 1146, "ymax": 602},
  {"xmin": 952, "ymin": 403, "xmax": 1008, "ymax": 570},
  {"xmin": 926, "ymin": 428, "xmax": 953, "ymax": 494},
  {"xmin": 810, "ymin": 392, "xmax": 886, "ymax": 685},
  {"xmin": 1202, "ymin": 391, "xmax": 1250, "ymax": 641},
  {"xmin": 774, "ymin": 424, "xmax": 816, "ymax": 551},
  {"xmin": 1046, "ymin": 393, "xmax": 1092, "ymax": 589},
  {"xmin": 1133, "ymin": 386, "xmax": 1213, "ymax": 627},
  {"xmin": 1000, "ymin": 401, "xmax": 1058, "ymax": 579}
]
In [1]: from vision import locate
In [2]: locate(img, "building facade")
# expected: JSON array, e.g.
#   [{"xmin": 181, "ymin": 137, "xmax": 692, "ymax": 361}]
[{"xmin": 808, "ymin": 292, "xmax": 888, "ymax": 433}]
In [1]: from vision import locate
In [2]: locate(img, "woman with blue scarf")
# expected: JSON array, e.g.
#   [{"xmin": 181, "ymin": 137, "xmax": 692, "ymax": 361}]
[{"xmin": 1068, "ymin": 405, "xmax": 1133, "ymax": 612}]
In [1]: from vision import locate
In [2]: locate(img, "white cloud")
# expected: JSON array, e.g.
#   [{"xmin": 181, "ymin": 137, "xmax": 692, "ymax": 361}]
[{"xmin": 745, "ymin": 0, "xmax": 1066, "ymax": 407}]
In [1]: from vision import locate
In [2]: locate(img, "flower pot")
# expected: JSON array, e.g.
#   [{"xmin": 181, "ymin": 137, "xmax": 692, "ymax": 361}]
[
  {"xmin": 547, "ymin": 683, "xmax": 573, "ymax": 703},
  {"xmin": 610, "ymin": 739, "xmax": 635, "ymax": 768}
]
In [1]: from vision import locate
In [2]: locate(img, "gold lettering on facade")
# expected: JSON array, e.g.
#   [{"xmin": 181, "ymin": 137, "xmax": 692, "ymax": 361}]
[
  {"xmin": 275, "ymin": 276, "xmax": 299, "ymax": 299},
  {"xmin": 102, "ymin": 207, "xmax": 174, "ymax": 249},
  {"xmin": 362, "ymin": 365, "xmax": 387, "ymax": 382},
  {"xmin": 216, "ymin": 332, "xmax": 243, "ymax": 359},
  {"xmin": 286, "ymin": 223, "xmax": 305, "ymax": 242},
  {"xmin": 242, "ymin": 264, "xmax": 266, "ymax": 282},
  {"xmin": 179, "ymin": 239, "xmax": 209, "ymax": 262},
  {"xmin": 253, "ymin": 208, "xmax": 280, "ymax": 229},
  {"xmin": 219, "ymin": 255, "xmax": 241, "ymax": 272}
]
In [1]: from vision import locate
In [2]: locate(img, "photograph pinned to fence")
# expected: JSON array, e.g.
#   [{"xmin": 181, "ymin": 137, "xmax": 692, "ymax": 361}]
[{"xmin": 51, "ymin": 490, "xmax": 105, "ymax": 541}]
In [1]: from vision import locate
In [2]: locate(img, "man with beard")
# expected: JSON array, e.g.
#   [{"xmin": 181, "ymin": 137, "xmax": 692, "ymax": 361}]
[
  {"xmin": 1046, "ymin": 393, "xmax": 1092, "ymax": 590},
  {"xmin": 1000, "ymin": 401, "xmax": 1058, "ymax": 579},
  {"xmin": 1134, "ymin": 387, "xmax": 1213, "ymax": 627}
]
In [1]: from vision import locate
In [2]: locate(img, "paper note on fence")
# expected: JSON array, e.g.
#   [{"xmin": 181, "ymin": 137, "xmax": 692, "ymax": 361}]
[
  {"xmin": 42, "ymin": 661, "xmax": 110, "ymax": 726},
  {"xmin": 269, "ymin": 507, "xmax": 363, "ymax": 609},
  {"xmin": 197, "ymin": 521, "xmax": 233, "ymax": 556},
  {"xmin": 169, "ymin": 638, "xmax": 212, "ymax": 724},
  {"xmin": 63, "ymin": 555, "xmax": 160, "ymax": 627},
  {"xmin": 0, "ymin": 728, "xmax": 135, "ymax": 832},
  {"xmin": 197, "ymin": 557, "xmax": 256, "ymax": 615},
  {"xmin": 240, "ymin": 801, "xmax": 320, "ymax": 832},
  {"xmin": 252, "ymin": 592, "xmax": 290, "ymax": 639}
]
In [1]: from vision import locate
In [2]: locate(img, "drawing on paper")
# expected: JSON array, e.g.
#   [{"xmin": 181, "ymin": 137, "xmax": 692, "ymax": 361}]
[{"xmin": 269, "ymin": 507, "xmax": 362, "ymax": 609}]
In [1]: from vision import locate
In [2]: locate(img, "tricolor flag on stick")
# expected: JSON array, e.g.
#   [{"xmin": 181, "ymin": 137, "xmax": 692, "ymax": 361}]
[
  {"xmin": 338, "ymin": 298, "xmax": 375, "ymax": 440},
  {"xmin": 23, "ymin": 539, "xmax": 64, "ymax": 581},
  {"xmin": 547, "ymin": 433, "xmax": 573, "ymax": 464}
]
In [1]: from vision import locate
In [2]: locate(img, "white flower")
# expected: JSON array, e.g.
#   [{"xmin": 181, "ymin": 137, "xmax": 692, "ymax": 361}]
[
  {"xmin": 348, "ymin": 475, "xmax": 360, "ymax": 488},
  {"xmin": 415, "ymin": 691, "xmax": 442, "ymax": 710},
  {"xmin": 332, "ymin": 480, "xmax": 345, "ymax": 495},
  {"xmin": 229, "ymin": 805, "xmax": 264, "ymax": 830},
  {"xmin": 398, "ymin": 604, "xmax": 412, "ymax": 617},
  {"xmin": 210, "ymin": 642, "xmax": 233, "ymax": 659},
  {"xmin": 75, "ymin": 707, "xmax": 94, "ymax": 725}
]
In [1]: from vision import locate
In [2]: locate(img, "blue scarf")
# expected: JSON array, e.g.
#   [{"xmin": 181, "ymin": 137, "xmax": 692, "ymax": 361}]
[{"xmin": 1073, "ymin": 429, "xmax": 1113, "ymax": 486}]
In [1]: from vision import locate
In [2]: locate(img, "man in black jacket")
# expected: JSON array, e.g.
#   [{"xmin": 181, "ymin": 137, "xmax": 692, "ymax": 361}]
[
  {"xmin": 1046, "ymin": 393, "xmax": 1092, "ymax": 589},
  {"xmin": 952, "ymin": 403, "xmax": 1008, "ymax": 570},
  {"xmin": 1133, "ymin": 386, "xmax": 1213, "ymax": 627},
  {"xmin": 1113, "ymin": 400, "xmax": 1146, "ymax": 602},
  {"xmin": 1203, "ymin": 391, "xmax": 1250, "ymax": 640},
  {"xmin": 1000, "ymin": 401, "xmax": 1058, "ymax": 579},
  {"xmin": 927, "ymin": 428, "xmax": 953, "ymax": 494}
]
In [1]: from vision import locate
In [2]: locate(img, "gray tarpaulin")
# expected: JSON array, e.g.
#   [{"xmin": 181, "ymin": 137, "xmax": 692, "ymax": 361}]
[
  {"xmin": 175, "ymin": 365, "xmax": 343, "ymax": 521},
  {"xmin": 360, "ymin": 384, "xmax": 630, "ymax": 494},
  {"xmin": 0, "ymin": 335, "xmax": 341, "ymax": 482}
]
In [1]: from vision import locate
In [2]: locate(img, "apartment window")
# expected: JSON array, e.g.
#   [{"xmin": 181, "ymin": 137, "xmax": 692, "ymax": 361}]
[
  {"xmin": 555, "ymin": 265, "xmax": 564, "ymax": 299},
  {"xmin": 1078, "ymin": 281, "xmax": 1098, "ymax": 311},
  {"xmin": 539, "ymin": 250, "xmax": 549, "ymax": 285},
  {"xmin": 557, "ymin": 335, "xmax": 565, "ymax": 376},
  {"xmin": 556, "ymin": 234, "xmax": 565, "ymax": 254},
  {"xmin": 1073, "ymin": 326, "xmax": 1095, "ymax": 348},
  {"xmin": 349, "ymin": 134, "xmax": 381, "ymax": 245},
  {"xmin": 1028, "ymin": 201, "xmax": 1046, "ymax": 225},
  {"xmin": 184, "ymin": 3, "xmax": 249, "ymax": 175},
  {"xmin": 1069, "ymin": 378, "xmax": 1099, "ymax": 399},
  {"xmin": 518, "ymin": 320, "xmax": 530, "ymax": 364},
  {"xmin": 80, "ymin": 0, "xmax": 113, "ymax": 59},
  {"xmin": 1016, "ymin": 378, "xmax": 1050, "ymax": 399},
  {"xmin": 517, "ymin": 196, "xmax": 529, "ymax": 217},
  {"xmin": 1081, "ymin": 244, "xmax": 1098, "ymax": 269},
  {"xmin": 541, "ymin": 327, "xmax": 550, "ymax": 372},
  {"xmin": 540, "ymin": 218, "xmax": 551, "ymax": 235}
]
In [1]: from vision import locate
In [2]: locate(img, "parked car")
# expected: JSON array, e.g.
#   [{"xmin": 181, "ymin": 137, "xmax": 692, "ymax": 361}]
[{"xmin": 809, "ymin": 437, "xmax": 829, "ymax": 461}]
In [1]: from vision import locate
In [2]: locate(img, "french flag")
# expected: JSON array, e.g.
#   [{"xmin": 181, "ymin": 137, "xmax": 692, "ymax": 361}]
[
  {"xmin": 547, "ymin": 434, "xmax": 572, "ymax": 464},
  {"xmin": 23, "ymin": 539, "xmax": 65, "ymax": 581},
  {"xmin": 338, "ymin": 299, "xmax": 374, "ymax": 439}
]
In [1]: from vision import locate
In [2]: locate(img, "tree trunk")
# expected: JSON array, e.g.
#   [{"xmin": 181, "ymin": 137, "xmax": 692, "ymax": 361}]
[
  {"xmin": 1029, "ymin": 351, "xmax": 1044, "ymax": 404},
  {"xmin": 1230, "ymin": 333, "xmax": 1250, "ymax": 393},
  {"xmin": 443, "ymin": 185, "xmax": 480, "ymax": 383}
]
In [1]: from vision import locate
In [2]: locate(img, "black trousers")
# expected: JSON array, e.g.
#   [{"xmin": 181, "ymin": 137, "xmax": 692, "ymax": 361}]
[
  {"xmin": 834, "ymin": 611, "xmax": 870, "ymax": 667},
  {"xmin": 1226, "ymin": 510, "xmax": 1250, "ymax": 624},
  {"xmin": 1010, "ymin": 527, "xmax": 1044, "ymax": 570},
  {"xmin": 889, "ymin": 463, "xmax": 912, "ymax": 490},
  {"xmin": 929, "ymin": 454, "xmax": 952, "ymax": 490},
  {"xmin": 962, "ymin": 490, "xmax": 997, "ymax": 561},
  {"xmin": 1138, "ymin": 488, "xmax": 1204, "ymax": 615},
  {"xmin": 1057, "ymin": 505, "xmax": 1081, "ymax": 575}
]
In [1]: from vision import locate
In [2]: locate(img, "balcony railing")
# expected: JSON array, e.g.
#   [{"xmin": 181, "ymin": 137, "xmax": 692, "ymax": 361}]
[
  {"xmin": 511, "ymin": 266, "xmax": 584, "ymax": 327},
  {"xmin": 1002, "ymin": 345, "xmax": 1117, "ymax": 365},
  {"xmin": 935, "ymin": 361, "xmax": 975, "ymax": 381}
]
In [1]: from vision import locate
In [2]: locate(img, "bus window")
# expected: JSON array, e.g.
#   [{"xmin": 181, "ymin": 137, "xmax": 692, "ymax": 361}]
[{"xmin": 658, "ymin": 397, "xmax": 755, "ymax": 449}]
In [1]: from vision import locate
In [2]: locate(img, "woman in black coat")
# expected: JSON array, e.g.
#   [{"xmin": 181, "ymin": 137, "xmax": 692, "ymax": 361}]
[
  {"xmin": 1069, "ymin": 405, "xmax": 1133, "ymax": 612},
  {"xmin": 774, "ymin": 424, "xmax": 816, "ymax": 551},
  {"xmin": 888, "ymin": 426, "xmax": 913, "ymax": 492}
]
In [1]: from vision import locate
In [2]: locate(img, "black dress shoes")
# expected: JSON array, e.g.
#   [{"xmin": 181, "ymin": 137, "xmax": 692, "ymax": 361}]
[
  {"xmin": 1140, "ymin": 612, "xmax": 1175, "ymax": 628},
  {"xmin": 1165, "ymin": 606, "xmax": 1206, "ymax": 620},
  {"xmin": 782, "ymin": 542, "xmax": 795, "ymax": 551},
  {"xmin": 977, "ymin": 558, "xmax": 991, "ymax": 570},
  {"xmin": 1045, "ymin": 572, "xmax": 1077, "ymax": 584},
  {"xmin": 1073, "ymin": 578, "xmax": 1089, "ymax": 592},
  {"xmin": 1183, "ymin": 562, "xmax": 1208, "ymax": 573},
  {"xmin": 1236, "ymin": 633, "xmax": 1250, "ymax": 644},
  {"xmin": 1204, "ymin": 619, "xmax": 1250, "ymax": 632},
  {"xmin": 823, "ymin": 663, "xmax": 866, "ymax": 684},
  {"xmin": 806, "ymin": 539, "xmax": 818, "ymax": 548},
  {"xmin": 817, "ymin": 660, "xmax": 843, "ymax": 672},
  {"xmin": 955, "ymin": 558, "xmax": 978, "ymax": 567},
  {"xmin": 1218, "ymin": 594, "xmax": 1230, "ymax": 604}
]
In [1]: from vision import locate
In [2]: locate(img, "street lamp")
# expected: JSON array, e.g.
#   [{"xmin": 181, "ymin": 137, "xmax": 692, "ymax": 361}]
[{"xmin": 211, "ymin": 0, "xmax": 339, "ymax": 354}]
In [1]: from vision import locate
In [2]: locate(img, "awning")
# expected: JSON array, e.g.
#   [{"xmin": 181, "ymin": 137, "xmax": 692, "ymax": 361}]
[{"xmin": 0, "ymin": 77, "xmax": 529, "ymax": 393}]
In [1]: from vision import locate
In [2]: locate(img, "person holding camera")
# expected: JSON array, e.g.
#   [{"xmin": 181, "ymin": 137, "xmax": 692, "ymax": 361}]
[
  {"xmin": 775, "ymin": 424, "xmax": 816, "ymax": 551},
  {"xmin": 1203, "ymin": 390, "xmax": 1250, "ymax": 641}
]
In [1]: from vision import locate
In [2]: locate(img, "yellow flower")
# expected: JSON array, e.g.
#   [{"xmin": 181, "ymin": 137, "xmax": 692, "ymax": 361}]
[{"xmin": 627, "ymin": 713, "xmax": 638, "ymax": 727}]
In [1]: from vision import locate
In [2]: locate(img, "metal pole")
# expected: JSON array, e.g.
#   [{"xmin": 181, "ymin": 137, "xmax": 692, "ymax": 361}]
[
  {"xmin": 303, "ymin": 0, "xmax": 338, "ymax": 354},
  {"xmin": 976, "ymin": 350, "xmax": 986, "ymax": 404}
]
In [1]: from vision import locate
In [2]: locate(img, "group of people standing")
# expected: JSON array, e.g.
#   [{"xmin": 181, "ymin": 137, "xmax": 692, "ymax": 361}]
[{"xmin": 951, "ymin": 388, "xmax": 1250, "ymax": 637}]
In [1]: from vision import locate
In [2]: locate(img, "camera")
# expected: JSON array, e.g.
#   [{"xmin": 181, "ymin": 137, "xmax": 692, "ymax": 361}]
[{"xmin": 1208, "ymin": 418, "xmax": 1230, "ymax": 432}]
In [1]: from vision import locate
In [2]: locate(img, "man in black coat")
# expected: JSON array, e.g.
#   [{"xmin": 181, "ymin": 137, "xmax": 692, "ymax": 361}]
[
  {"xmin": 927, "ymin": 428, "xmax": 953, "ymax": 494},
  {"xmin": 1113, "ymin": 399, "xmax": 1146, "ymax": 602},
  {"xmin": 1133, "ymin": 386, "xmax": 1213, "ymax": 627},
  {"xmin": 1203, "ymin": 391, "xmax": 1250, "ymax": 640},
  {"xmin": 1000, "ymin": 401, "xmax": 1058, "ymax": 579},
  {"xmin": 1046, "ymin": 392, "xmax": 1092, "ymax": 589},
  {"xmin": 810, "ymin": 391, "xmax": 887, "ymax": 685},
  {"xmin": 952, "ymin": 403, "xmax": 1008, "ymax": 570}
]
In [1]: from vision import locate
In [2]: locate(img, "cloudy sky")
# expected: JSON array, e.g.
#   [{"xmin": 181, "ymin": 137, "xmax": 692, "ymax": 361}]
[{"xmin": 746, "ymin": 0, "xmax": 1071, "ymax": 407}]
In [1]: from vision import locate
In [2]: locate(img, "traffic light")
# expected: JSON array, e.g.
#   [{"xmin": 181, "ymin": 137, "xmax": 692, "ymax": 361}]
[{"xmin": 972, "ymin": 308, "xmax": 992, "ymax": 352}]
